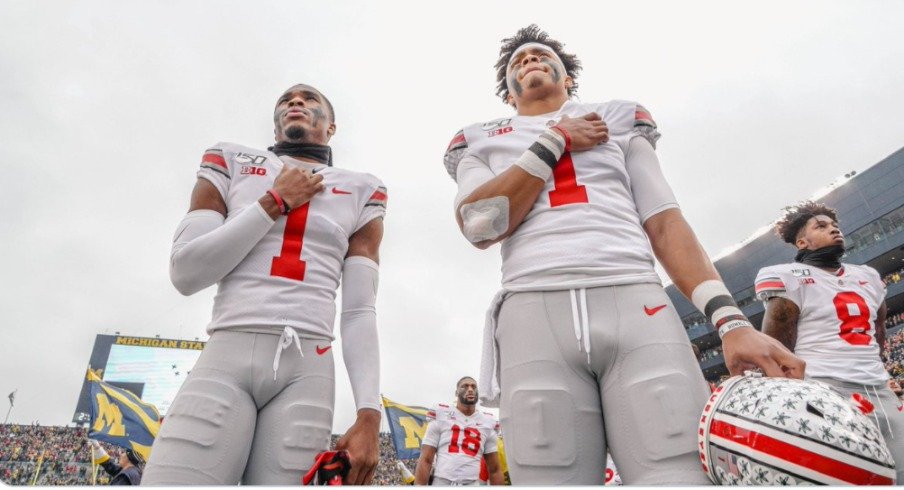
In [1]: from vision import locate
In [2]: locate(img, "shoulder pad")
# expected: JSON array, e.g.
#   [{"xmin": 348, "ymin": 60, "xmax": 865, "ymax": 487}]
[{"xmin": 443, "ymin": 130, "xmax": 468, "ymax": 182}]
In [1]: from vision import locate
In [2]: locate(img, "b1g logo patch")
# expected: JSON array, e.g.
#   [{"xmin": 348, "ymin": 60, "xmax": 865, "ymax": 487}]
[
  {"xmin": 791, "ymin": 269, "xmax": 811, "ymax": 277},
  {"xmin": 235, "ymin": 153, "xmax": 268, "ymax": 166},
  {"xmin": 241, "ymin": 166, "xmax": 267, "ymax": 176},
  {"xmin": 487, "ymin": 126, "xmax": 514, "ymax": 138}
]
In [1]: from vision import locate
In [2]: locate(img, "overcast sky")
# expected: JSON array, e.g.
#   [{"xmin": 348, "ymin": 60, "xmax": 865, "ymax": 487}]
[{"xmin": 1, "ymin": 1, "xmax": 902, "ymax": 434}]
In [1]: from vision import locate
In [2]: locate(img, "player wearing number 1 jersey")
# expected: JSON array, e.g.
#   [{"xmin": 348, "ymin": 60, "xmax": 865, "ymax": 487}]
[
  {"xmin": 143, "ymin": 84, "xmax": 386, "ymax": 485},
  {"xmin": 757, "ymin": 201, "xmax": 904, "ymax": 481},
  {"xmin": 443, "ymin": 25, "xmax": 804, "ymax": 485},
  {"xmin": 415, "ymin": 377, "xmax": 504, "ymax": 486}
]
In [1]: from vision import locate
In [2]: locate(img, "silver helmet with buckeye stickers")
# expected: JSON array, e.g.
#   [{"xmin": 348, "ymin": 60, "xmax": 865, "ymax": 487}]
[{"xmin": 699, "ymin": 373, "xmax": 895, "ymax": 485}]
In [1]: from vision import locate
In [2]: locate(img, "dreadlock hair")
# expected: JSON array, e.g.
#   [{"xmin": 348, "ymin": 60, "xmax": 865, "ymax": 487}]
[
  {"xmin": 494, "ymin": 24, "xmax": 582, "ymax": 105},
  {"xmin": 774, "ymin": 201, "xmax": 839, "ymax": 245}
]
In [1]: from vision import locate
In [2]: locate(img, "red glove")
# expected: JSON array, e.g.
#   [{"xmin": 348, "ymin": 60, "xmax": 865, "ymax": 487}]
[{"xmin": 302, "ymin": 450, "xmax": 350, "ymax": 486}]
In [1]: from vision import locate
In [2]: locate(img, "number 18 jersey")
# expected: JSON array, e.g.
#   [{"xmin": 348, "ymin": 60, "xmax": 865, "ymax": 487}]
[
  {"xmin": 422, "ymin": 404, "xmax": 499, "ymax": 483},
  {"xmin": 196, "ymin": 142, "xmax": 387, "ymax": 339},
  {"xmin": 755, "ymin": 262, "xmax": 888, "ymax": 385}
]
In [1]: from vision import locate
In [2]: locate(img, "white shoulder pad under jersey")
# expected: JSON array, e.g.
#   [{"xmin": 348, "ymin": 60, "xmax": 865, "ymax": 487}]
[
  {"xmin": 599, "ymin": 100, "xmax": 661, "ymax": 150},
  {"xmin": 755, "ymin": 263, "xmax": 804, "ymax": 305},
  {"xmin": 196, "ymin": 142, "xmax": 387, "ymax": 338}
]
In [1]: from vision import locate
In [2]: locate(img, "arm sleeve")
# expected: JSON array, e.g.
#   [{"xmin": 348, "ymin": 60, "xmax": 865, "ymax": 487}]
[
  {"xmin": 624, "ymin": 136, "xmax": 679, "ymax": 223},
  {"xmin": 421, "ymin": 420, "xmax": 441, "ymax": 448},
  {"xmin": 453, "ymin": 154, "xmax": 496, "ymax": 209},
  {"xmin": 339, "ymin": 256, "xmax": 381, "ymax": 412},
  {"xmin": 169, "ymin": 203, "xmax": 275, "ymax": 296}
]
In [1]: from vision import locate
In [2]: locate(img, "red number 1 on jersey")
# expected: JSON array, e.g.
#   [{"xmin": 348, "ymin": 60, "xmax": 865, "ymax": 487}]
[
  {"xmin": 271, "ymin": 203, "xmax": 310, "ymax": 281},
  {"xmin": 548, "ymin": 152, "xmax": 589, "ymax": 207}
]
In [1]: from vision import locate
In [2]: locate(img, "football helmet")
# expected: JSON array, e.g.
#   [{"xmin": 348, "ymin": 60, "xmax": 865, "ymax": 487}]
[{"xmin": 699, "ymin": 373, "xmax": 895, "ymax": 485}]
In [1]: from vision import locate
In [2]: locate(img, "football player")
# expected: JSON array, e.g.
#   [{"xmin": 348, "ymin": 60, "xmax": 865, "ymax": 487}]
[
  {"xmin": 142, "ymin": 84, "xmax": 386, "ymax": 485},
  {"xmin": 756, "ymin": 201, "xmax": 904, "ymax": 481},
  {"xmin": 415, "ymin": 377, "xmax": 504, "ymax": 485},
  {"xmin": 442, "ymin": 25, "xmax": 805, "ymax": 484}
]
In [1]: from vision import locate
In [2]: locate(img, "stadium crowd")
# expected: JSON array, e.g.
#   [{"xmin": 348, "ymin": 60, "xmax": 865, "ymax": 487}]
[{"xmin": 0, "ymin": 425, "xmax": 412, "ymax": 486}]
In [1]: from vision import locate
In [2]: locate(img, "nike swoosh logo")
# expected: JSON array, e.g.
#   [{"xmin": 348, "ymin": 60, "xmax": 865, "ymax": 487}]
[
  {"xmin": 644, "ymin": 304, "xmax": 667, "ymax": 316},
  {"xmin": 859, "ymin": 281, "xmax": 869, "ymax": 286},
  {"xmin": 316, "ymin": 345, "xmax": 332, "ymax": 355},
  {"xmin": 332, "ymin": 187, "xmax": 352, "ymax": 195}
]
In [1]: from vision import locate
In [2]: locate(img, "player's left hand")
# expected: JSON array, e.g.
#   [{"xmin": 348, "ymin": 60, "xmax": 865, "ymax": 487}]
[
  {"xmin": 722, "ymin": 327, "xmax": 806, "ymax": 379},
  {"xmin": 335, "ymin": 409, "xmax": 380, "ymax": 485}
]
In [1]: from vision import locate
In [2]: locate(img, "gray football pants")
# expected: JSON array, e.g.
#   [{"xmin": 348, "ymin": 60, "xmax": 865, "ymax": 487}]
[
  {"xmin": 812, "ymin": 377, "xmax": 904, "ymax": 484},
  {"xmin": 496, "ymin": 283, "xmax": 711, "ymax": 485},
  {"xmin": 142, "ymin": 329, "xmax": 335, "ymax": 485}
]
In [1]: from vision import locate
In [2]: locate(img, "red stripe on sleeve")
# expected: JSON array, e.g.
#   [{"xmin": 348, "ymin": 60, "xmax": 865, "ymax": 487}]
[
  {"xmin": 202, "ymin": 153, "xmax": 227, "ymax": 169},
  {"xmin": 755, "ymin": 281, "xmax": 785, "ymax": 293},
  {"xmin": 369, "ymin": 190, "xmax": 387, "ymax": 202},
  {"xmin": 447, "ymin": 133, "xmax": 466, "ymax": 151}
]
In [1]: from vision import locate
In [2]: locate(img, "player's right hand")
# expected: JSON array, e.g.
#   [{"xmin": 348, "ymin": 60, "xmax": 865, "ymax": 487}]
[
  {"xmin": 722, "ymin": 327, "xmax": 806, "ymax": 379},
  {"xmin": 273, "ymin": 164, "xmax": 325, "ymax": 209},
  {"xmin": 554, "ymin": 113, "xmax": 609, "ymax": 152}
]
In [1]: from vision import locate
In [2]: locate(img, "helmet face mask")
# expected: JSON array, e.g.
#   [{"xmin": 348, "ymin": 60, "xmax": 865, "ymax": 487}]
[{"xmin": 699, "ymin": 373, "xmax": 896, "ymax": 485}]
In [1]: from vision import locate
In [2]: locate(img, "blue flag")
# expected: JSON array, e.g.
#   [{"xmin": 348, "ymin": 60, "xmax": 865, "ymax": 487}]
[
  {"xmin": 382, "ymin": 396, "xmax": 430, "ymax": 460},
  {"xmin": 86, "ymin": 369, "xmax": 160, "ymax": 461}
]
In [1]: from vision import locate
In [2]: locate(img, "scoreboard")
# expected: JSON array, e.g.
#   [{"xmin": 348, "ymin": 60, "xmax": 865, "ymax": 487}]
[{"xmin": 73, "ymin": 334, "xmax": 205, "ymax": 423}]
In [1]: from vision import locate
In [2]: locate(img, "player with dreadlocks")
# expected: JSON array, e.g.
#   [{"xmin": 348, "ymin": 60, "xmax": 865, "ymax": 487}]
[
  {"xmin": 756, "ymin": 201, "xmax": 904, "ymax": 481},
  {"xmin": 442, "ymin": 25, "xmax": 805, "ymax": 484}
]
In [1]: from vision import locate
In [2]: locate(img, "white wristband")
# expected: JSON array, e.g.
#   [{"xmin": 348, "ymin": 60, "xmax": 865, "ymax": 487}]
[
  {"xmin": 690, "ymin": 280, "xmax": 752, "ymax": 338},
  {"xmin": 513, "ymin": 128, "xmax": 566, "ymax": 181}
]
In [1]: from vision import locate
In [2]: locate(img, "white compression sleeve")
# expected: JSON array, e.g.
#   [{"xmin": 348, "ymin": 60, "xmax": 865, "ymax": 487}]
[
  {"xmin": 169, "ymin": 203, "xmax": 275, "ymax": 295},
  {"xmin": 624, "ymin": 136, "xmax": 679, "ymax": 223},
  {"xmin": 340, "ymin": 256, "xmax": 381, "ymax": 412}
]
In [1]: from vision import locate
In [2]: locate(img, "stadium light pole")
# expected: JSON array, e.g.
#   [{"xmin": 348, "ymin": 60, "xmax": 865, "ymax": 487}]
[{"xmin": 4, "ymin": 389, "xmax": 14, "ymax": 424}]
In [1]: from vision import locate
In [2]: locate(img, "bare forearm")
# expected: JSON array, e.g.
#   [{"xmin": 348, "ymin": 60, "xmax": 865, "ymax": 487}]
[
  {"xmin": 414, "ymin": 460, "xmax": 432, "ymax": 485},
  {"xmin": 645, "ymin": 209, "xmax": 720, "ymax": 297},
  {"xmin": 878, "ymin": 302, "xmax": 888, "ymax": 358},
  {"xmin": 761, "ymin": 298, "xmax": 800, "ymax": 352}
]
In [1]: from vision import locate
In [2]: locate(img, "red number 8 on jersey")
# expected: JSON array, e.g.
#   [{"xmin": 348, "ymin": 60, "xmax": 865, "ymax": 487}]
[{"xmin": 834, "ymin": 291, "xmax": 872, "ymax": 346}]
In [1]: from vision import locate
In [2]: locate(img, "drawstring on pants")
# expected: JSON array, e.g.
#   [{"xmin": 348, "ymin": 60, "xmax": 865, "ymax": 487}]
[
  {"xmin": 569, "ymin": 289, "xmax": 591, "ymax": 364},
  {"xmin": 273, "ymin": 326, "xmax": 303, "ymax": 380}
]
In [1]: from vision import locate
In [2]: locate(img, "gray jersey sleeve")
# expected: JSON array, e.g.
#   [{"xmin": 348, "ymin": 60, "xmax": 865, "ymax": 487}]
[{"xmin": 624, "ymin": 136, "xmax": 679, "ymax": 223}]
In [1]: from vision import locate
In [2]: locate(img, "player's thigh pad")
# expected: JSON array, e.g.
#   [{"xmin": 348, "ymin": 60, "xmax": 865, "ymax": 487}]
[
  {"xmin": 243, "ymin": 337, "xmax": 336, "ymax": 485},
  {"xmin": 143, "ymin": 331, "xmax": 257, "ymax": 485},
  {"xmin": 600, "ymin": 283, "xmax": 710, "ymax": 485},
  {"xmin": 496, "ymin": 290, "xmax": 605, "ymax": 485}
]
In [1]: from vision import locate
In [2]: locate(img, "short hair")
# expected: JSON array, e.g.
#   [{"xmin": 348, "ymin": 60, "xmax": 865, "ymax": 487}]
[
  {"xmin": 494, "ymin": 24, "xmax": 582, "ymax": 104},
  {"xmin": 774, "ymin": 201, "xmax": 839, "ymax": 244},
  {"xmin": 456, "ymin": 376, "xmax": 476, "ymax": 389}
]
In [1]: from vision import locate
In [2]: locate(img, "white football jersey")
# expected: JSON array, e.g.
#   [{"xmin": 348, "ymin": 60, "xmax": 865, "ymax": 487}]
[
  {"xmin": 755, "ymin": 262, "xmax": 888, "ymax": 385},
  {"xmin": 196, "ymin": 142, "xmax": 387, "ymax": 339},
  {"xmin": 422, "ymin": 404, "xmax": 499, "ymax": 483},
  {"xmin": 445, "ymin": 100, "xmax": 674, "ymax": 291}
]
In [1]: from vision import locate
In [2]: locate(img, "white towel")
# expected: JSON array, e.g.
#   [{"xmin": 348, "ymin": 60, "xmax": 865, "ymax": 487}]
[{"xmin": 479, "ymin": 290, "xmax": 508, "ymax": 408}]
